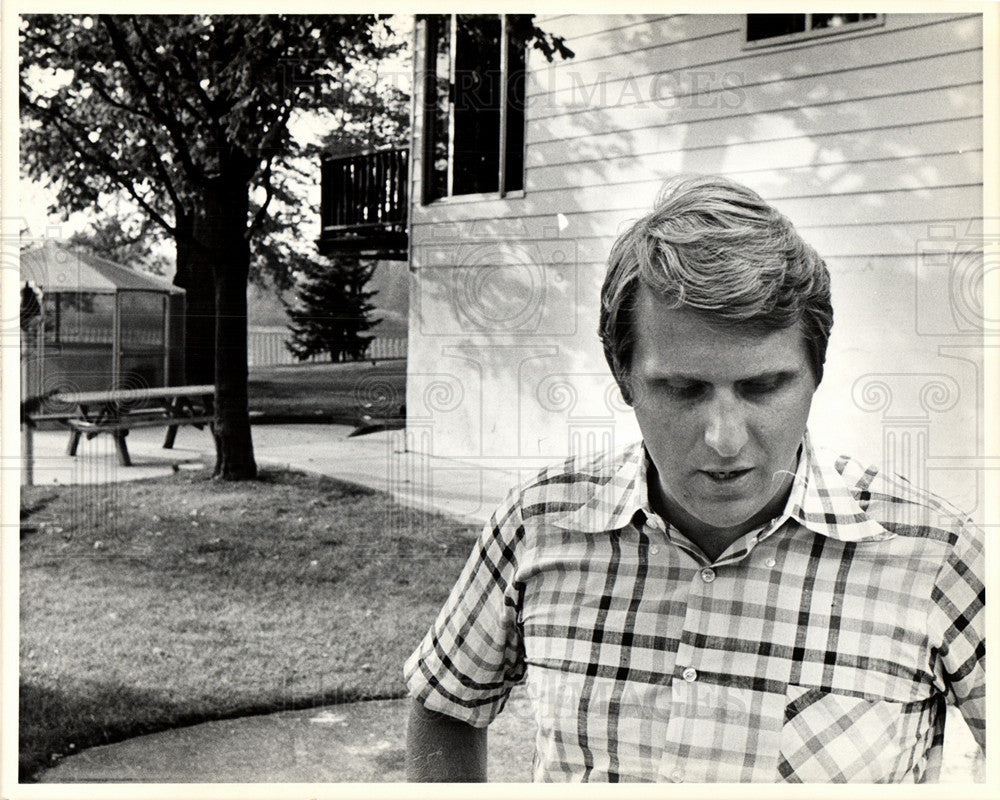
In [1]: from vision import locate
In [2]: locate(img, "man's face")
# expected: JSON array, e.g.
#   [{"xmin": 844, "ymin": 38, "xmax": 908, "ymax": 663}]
[{"xmin": 628, "ymin": 286, "xmax": 817, "ymax": 540}]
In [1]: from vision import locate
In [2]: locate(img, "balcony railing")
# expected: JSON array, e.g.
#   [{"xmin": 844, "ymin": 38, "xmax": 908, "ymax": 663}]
[{"xmin": 319, "ymin": 147, "xmax": 409, "ymax": 260}]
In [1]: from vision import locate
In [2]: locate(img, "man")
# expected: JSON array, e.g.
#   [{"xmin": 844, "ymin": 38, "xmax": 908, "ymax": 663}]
[{"xmin": 404, "ymin": 175, "xmax": 985, "ymax": 782}]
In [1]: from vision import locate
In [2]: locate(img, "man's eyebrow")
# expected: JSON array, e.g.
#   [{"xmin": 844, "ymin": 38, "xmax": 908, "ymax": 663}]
[
  {"xmin": 738, "ymin": 369, "xmax": 801, "ymax": 382},
  {"xmin": 647, "ymin": 369, "xmax": 801, "ymax": 382}
]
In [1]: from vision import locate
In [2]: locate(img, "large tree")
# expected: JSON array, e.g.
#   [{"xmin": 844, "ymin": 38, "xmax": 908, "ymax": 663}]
[{"xmin": 19, "ymin": 14, "xmax": 401, "ymax": 478}]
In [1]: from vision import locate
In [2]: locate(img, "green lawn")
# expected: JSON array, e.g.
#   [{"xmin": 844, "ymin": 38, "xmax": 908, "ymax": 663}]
[{"xmin": 19, "ymin": 468, "xmax": 477, "ymax": 782}]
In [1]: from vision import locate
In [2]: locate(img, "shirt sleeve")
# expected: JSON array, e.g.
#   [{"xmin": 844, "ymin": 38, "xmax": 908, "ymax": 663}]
[
  {"xmin": 929, "ymin": 518, "xmax": 985, "ymax": 753},
  {"xmin": 403, "ymin": 489, "xmax": 527, "ymax": 728}
]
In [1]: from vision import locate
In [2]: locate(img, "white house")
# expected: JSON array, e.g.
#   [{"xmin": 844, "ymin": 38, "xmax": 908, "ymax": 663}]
[{"xmin": 403, "ymin": 12, "xmax": 988, "ymax": 520}]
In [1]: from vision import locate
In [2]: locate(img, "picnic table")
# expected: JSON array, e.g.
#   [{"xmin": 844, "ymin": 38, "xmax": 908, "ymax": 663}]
[{"xmin": 50, "ymin": 385, "xmax": 216, "ymax": 467}]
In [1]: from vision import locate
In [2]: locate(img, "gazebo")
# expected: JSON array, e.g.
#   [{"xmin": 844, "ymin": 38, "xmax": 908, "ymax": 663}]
[{"xmin": 20, "ymin": 241, "xmax": 186, "ymax": 400}]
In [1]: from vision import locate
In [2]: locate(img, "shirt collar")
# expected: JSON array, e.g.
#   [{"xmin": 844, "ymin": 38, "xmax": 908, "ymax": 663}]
[
  {"xmin": 551, "ymin": 433, "xmax": 893, "ymax": 543},
  {"xmin": 549, "ymin": 442, "xmax": 648, "ymax": 533},
  {"xmin": 789, "ymin": 433, "xmax": 894, "ymax": 542}
]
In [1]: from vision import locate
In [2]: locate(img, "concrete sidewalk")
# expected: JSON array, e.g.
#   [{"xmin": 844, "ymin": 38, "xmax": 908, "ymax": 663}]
[
  {"xmin": 21, "ymin": 420, "xmax": 521, "ymax": 524},
  {"xmin": 37, "ymin": 688, "xmax": 537, "ymax": 783}
]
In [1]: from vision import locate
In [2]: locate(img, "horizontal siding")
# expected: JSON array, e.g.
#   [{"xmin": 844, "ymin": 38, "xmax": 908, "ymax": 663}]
[
  {"xmin": 412, "ymin": 250, "xmax": 976, "ymax": 272},
  {"xmin": 412, "ymin": 19, "xmax": 979, "ymax": 158},
  {"xmin": 526, "ymin": 14, "xmax": 979, "ymax": 119},
  {"xmin": 527, "ymin": 141, "xmax": 983, "ymax": 195},
  {"xmin": 412, "ymin": 182, "xmax": 978, "ymax": 230},
  {"xmin": 412, "ymin": 175, "xmax": 981, "ymax": 237},
  {"xmin": 525, "ymin": 50, "xmax": 981, "ymax": 146},
  {"xmin": 530, "ymin": 12, "xmax": 965, "ymax": 63},
  {"xmin": 407, "ymin": 13, "xmax": 986, "ymax": 478},
  {"xmin": 412, "ymin": 217, "xmax": 981, "ymax": 265},
  {"xmin": 526, "ymin": 111, "xmax": 983, "ymax": 175},
  {"xmin": 414, "ymin": 109, "xmax": 982, "ymax": 206},
  {"xmin": 408, "ymin": 244, "xmax": 978, "ymax": 342},
  {"xmin": 412, "ymin": 15, "xmax": 982, "ymax": 247}
]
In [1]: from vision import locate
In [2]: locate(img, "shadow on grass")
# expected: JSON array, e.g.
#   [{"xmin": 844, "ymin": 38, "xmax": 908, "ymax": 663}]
[{"xmin": 20, "ymin": 679, "xmax": 405, "ymax": 783}]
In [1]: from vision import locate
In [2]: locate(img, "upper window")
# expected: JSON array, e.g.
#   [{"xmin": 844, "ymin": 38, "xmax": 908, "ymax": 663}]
[
  {"xmin": 422, "ymin": 14, "xmax": 526, "ymax": 202},
  {"xmin": 745, "ymin": 14, "xmax": 882, "ymax": 47}
]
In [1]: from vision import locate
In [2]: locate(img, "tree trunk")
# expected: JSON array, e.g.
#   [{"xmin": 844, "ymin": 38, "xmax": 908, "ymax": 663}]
[
  {"xmin": 172, "ymin": 213, "xmax": 216, "ymax": 386},
  {"xmin": 201, "ymin": 159, "xmax": 257, "ymax": 480}
]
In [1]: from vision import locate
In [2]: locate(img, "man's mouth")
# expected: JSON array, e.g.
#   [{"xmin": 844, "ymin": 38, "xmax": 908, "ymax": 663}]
[{"xmin": 700, "ymin": 468, "xmax": 753, "ymax": 482}]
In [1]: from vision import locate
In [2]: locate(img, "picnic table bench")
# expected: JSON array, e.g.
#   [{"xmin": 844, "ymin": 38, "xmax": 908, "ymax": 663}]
[{"xmin": 50, "ymin": 385, "xmax": 216, "ymax": 467}]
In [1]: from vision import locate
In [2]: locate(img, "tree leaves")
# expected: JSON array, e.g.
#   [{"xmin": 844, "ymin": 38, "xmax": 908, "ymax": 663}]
[{"xmin": 19, "ymin": 14, "xmax": 394, "ymax": 238}]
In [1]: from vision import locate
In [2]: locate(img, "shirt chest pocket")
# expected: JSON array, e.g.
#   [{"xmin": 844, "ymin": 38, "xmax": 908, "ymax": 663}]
[{"xmin": 777, "ymin": 684, "xmax": 938, "ymax": 783}]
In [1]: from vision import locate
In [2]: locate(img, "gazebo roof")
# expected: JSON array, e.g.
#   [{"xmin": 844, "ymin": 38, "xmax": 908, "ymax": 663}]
[{"xmin": 20, "ymin": 242, "xmax": 184, "ymax": 295}]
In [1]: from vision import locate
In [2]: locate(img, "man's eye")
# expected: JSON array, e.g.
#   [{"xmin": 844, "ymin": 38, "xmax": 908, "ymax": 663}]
[
  {"xmin": 739, "ymin": 378, "xmax": 783, "ymax": 396},
  {"xmin": 664, "ymin": 382, "xmax": 706, "ymax": 399}
]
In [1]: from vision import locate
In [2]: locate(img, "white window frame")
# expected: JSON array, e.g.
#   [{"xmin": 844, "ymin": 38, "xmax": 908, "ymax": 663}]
[{"xmin": 422, "ymin": 13, "xmax": 525, "ymax": 204}]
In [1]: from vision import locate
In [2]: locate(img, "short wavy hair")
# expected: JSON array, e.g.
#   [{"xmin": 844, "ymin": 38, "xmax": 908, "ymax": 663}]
[{"xmin": 599, "ymin": 174, "xmax": 834, "ymax": 404}]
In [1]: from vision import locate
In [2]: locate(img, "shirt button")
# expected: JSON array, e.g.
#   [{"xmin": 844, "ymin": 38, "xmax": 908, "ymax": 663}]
[
  {"xmin": 765, "ymin": 557, "xmax": 777, "ymax": 567},
  {"xmin": 682, "ymin": 667, "xmax": 697, "ymax": 682},
  {"xmin": 650, "ymin": 545, "xmax": 659, "ymax": 555},
  {"xmin": 700, "ymin": 567, "xmax": 715, "ymax": 583},
  {"xmin": 670, "ymin": 768, "xmax": 684, "ymax": 782}
]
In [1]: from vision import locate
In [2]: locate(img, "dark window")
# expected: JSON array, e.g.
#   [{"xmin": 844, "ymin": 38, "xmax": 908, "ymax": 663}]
[
  {"xmin": 746, "ymin": 13, "xmax": 880, "ymax": 44},
  {"xmin": 747, "ymin": 15, "xmax": 806, "ymax": 41},
  {"xmin": 423, "ymin": 14, "xmax": 526, "ymax": 201}
]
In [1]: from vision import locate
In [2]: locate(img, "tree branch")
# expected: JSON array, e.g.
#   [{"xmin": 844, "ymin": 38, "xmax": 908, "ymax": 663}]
[
  {"xmin": 247, "ymin": 193, "xmax": 274, "ymax": 239},
  {"xmin": 247, "ymin": 162, "xmax": 275, "ymax": 237},
  {"xmin": 249, "ymin": 99, "xmax": 295, "ymax": 183},
  {"xmin": 22, "ymin": 90, "xmax": 179, "ymax": 236},
  {"xmin": 168, "ymin": 40, "xmax": 233, "ymax": 143},
  {"xmin": 100, "ymin": 15, "xmax": 207, "ymax": 186},
  {"xmin": 75, "ymin": 68, "xmax": 159, "ymax": 124},
  {"xmin": 128, "ymin": 18, "xmax": 223, "ymax": 144},
  {"xmin": 146, "ymin": 142, "xmax": 188, "ymax": 218}
]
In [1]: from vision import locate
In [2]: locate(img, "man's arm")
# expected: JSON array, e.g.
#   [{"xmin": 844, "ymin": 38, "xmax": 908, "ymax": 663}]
[
  {"xmin": 931, "ymin": 522, "xmax": 986, "ymax": 754},
  {"xmin": 406, "ymin": 697, "xmax": 488, "ymax": 782}
]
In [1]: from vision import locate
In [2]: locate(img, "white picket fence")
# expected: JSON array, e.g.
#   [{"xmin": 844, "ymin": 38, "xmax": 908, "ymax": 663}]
[{"xmin": 247, "ymin": 327, "xmax": 406, "ymax": 367}]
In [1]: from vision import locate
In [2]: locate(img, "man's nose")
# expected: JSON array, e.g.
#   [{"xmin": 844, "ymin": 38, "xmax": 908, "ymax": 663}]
[{"xmin": 703, "ymin": 394, "xmax": 749, "ymax": 458}]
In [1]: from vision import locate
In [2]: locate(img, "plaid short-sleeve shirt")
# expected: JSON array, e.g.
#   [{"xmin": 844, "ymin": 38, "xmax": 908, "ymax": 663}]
[{"xmin": 404, "ymin": 435, "xmax": 985, "ymax": 783}]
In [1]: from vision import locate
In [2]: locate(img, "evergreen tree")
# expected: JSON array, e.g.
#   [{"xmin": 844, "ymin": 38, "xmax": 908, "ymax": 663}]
[{"xmin": 284, "ymin": 257, "xmax": 381, "ymax": 362}]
